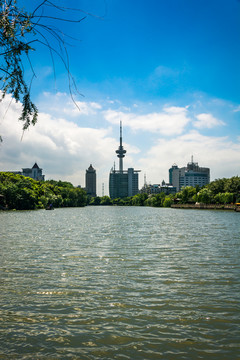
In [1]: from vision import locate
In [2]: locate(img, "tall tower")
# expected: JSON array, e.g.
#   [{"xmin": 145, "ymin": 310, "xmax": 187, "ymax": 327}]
[
  {"xmin": 115, "ymin": 121, "xmax": 126, "ymax": 173},
  {"xmin": 85, "ymin": 164, "xmax": 96, "ymax": 197},
  {"xmin": 109, "ymin": 122, "xmax": 140, "ymax": 199}
]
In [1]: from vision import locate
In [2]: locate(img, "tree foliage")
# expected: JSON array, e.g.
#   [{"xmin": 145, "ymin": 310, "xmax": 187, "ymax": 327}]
[
  {"xmin": 0, "ymin": 172, "xmax": 87, "ymax": 210},
  {"xmin": 1, "ymin": 174, "xmax": 239, "ymax": 211},
  {"xmin": 0, "ymin": 0, "xmax": 37, "ymax": 135},
  {"xmin": 175, "ymin": 176, "xmax": 240, "ymax": 205},
  {"xmin": 0, "ymin": 0, "xmax": 86, "ymax": 136}
]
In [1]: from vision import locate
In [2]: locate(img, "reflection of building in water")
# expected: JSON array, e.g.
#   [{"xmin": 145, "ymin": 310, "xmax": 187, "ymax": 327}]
[
  {"xmin": 169, "ymin": 156, "xmax": 210, "ymax": 191},
  {"xmin": 109, "ymin": 122, "xmax": 140, "ymax": 199},
  {"xmin": 85, "ymin": 164, "xmax": 96, "ymax": 197}
]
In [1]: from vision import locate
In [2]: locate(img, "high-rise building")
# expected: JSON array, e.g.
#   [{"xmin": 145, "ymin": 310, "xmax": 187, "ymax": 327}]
[
  {"xmin": 85, "ymin": 164, "xmax": 96, "ymax": 197},
  {"xmin": 169, "ymin": 157, "xmax": 210, "ymax": 191},
  {"xmin": 109, "ymin": 122, "xmax": 140, "ymax": 199}
]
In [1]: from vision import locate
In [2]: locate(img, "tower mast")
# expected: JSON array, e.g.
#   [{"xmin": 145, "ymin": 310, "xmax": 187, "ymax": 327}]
[{"xmin": 115, "ymin": 121, "xmax": 126, "ymax": 173}]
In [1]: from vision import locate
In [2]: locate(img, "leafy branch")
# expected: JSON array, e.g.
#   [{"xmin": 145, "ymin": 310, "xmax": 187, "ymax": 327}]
[{"xmin": 0, "ymin": 0, "xmax": 90, "ymax": 138}]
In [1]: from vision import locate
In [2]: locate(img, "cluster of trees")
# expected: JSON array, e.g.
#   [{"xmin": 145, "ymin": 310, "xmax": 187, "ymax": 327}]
[
  {"xmin": 0, "ymin": 172, "xmax": 87, "ymax": 210},
  {"xmin": 88, "ymin": 193, "xmax": 178, "ymax": 208},
  {"xmin": 175, "ymin": 176, "xmax": 240, "ymax": 205},
  {"xmin": 0, "ymin": 173, "xmax": 239, "ymax": 210},
  {"xmin": 88, "ymin": 176, "xmax": 240, "ymax": 208}
]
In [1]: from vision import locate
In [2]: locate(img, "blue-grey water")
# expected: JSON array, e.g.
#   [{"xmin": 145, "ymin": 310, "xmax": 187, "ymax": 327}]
[{"xmin": 0, "ymin": 206, "xmax": 239, "ymax": 359}]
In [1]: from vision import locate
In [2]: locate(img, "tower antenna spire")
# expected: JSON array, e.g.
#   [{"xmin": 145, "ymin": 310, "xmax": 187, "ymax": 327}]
[{"xmin": 120, "ymin": 120, "xmax": 122, "ymax": 146}]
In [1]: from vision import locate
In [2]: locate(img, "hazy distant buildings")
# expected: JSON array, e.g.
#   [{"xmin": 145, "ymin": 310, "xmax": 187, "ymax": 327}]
[
  {"xmin": 169, "ymin": 157, "xmax": 210, "ymax": 191},
  {"xmin": 109, "ymin": 122, "xmax": 140, "ymax": 198},
  {"xmin": 85, "ymin": 164, "xmax": 96, "ymax": 197},
  {"xmin": 21, "ymin": 163, "xmax": 45, "ymax": 181},
  {"xmin": 7, "ymin": 163, "xmax": 45, "ymax": 181},
  {"xmin": 140, "ymin": 181, "xmax": 176, "ymax": 195}
]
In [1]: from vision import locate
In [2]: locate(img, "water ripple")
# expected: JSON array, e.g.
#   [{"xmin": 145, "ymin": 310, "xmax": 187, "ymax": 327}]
[{"xmin": 0, "ymin": 207, "xmax": 240, "ymax": 359}]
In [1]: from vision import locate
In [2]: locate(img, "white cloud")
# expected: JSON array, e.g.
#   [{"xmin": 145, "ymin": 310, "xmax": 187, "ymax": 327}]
[
  {"xmin": 194, "ymin": 113, "xmax": 225, "ymax": 129},
  {"xmin": 40, "ymin": 92, "xmax": 102, "ymax": 118},
  {"xmin": 103, "ymin": 106, "xmax": 190, "ymax": 136},
  {"xmin": 233, "ymin": 105, "xmax": 240, "ymax": 113},
  {"xmin": 138, "ymin": 130, "xmax": 240, "ymax": 186},
  {"xmin": 65, "ymin": 101, "xmax": 102, "ymax": 116},
  {"xmin": 0, "ymin": 94, "xmax": 115, "ymax": 191}
]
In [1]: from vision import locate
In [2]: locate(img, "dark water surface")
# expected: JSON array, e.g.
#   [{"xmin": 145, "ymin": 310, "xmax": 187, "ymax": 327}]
[{"xmin": 0, "ymin": 206, "xmax": 239, "ymax": 359}]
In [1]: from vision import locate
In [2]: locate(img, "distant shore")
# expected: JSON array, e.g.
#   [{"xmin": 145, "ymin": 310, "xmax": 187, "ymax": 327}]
[{"xmin": 171, "ymin": 204, "xmax": 240, "ymax": 211}]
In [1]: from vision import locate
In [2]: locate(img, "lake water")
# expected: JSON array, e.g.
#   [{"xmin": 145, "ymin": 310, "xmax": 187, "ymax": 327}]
[{"xmin": 0, "ymin": 206, "xmax": 239, "ymax": 359}]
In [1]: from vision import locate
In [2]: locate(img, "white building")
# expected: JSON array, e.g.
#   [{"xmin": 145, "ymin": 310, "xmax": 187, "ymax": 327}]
[
  {"xmin": 22, "ymin": 163, "xmax": 45, "ymax": 181},
  {"xmin": 169, "ymin": 158, "xmax": 210, "ymax": 192},
  {"xmin": 140, "ymin": 181, "xmax": 176, "ymax": 195},
  {"xmin": 6, "ymin": 163, "xmax": 45, "ymax": 181}
]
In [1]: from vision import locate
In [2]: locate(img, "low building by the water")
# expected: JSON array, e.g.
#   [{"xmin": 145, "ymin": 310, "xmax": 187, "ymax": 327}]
[{"xmin": 169, "ymin": 157, "xmax": 210, "ymax": 191}]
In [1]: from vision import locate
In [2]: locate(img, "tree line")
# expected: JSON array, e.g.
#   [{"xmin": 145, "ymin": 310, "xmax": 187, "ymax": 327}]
[
  {"xmin": 88, "ymin": 176, "xmax": 240, "ymax": 207},
  {"xmin": 0, "ymin": 172, "xmax": 87, "ymax": 210},
  {"xmin": 0, "ymin": 172, "xmax": 239, "ymax": 210}
]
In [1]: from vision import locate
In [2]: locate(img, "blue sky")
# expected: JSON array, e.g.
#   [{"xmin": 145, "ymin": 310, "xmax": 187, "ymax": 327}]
[{"xmin": 0, "ymin": 0, "xmax": 240, "ymax": 195}]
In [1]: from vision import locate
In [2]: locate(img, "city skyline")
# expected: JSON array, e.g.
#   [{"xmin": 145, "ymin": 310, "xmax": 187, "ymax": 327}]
[{"xmin": 0, "ymin": 0, "xmax": 239, "ymax": 195}]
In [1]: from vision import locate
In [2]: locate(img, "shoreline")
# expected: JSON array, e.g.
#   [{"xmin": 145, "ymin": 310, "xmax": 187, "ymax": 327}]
[{"xmin": 171, "ymin": 204, "xmax": 240, "ymax": 211}]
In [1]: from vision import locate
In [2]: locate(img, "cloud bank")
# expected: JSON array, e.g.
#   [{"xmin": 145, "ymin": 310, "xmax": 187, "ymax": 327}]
[
  {"xmin": 103, "ymin": 106, "xmax": 190, "ymax": 136},
  {"xmin": 0, "ymin": 92, "xmax": 239, "ymax": 194}
]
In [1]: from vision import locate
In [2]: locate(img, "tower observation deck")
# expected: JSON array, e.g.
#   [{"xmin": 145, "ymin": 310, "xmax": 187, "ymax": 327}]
[{"xmin": 115, "ymin": 121, "xmax": 126, "ymax": 173}]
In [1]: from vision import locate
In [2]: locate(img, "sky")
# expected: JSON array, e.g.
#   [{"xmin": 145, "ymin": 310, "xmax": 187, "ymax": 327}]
[{"xmin": 0, "ymin": 0, "xmax": 240, "ymax": 195}]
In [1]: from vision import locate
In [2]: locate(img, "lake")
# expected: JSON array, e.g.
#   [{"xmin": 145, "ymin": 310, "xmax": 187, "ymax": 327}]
[{"xmin": 0, "ymin": 206, "xmax": 239, "ymax": 359}]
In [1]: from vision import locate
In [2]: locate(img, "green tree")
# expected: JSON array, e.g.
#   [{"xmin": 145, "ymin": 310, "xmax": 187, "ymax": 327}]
[
  {"xmin": 122, "ymin": 197, "xmax": 133, "ymax": 206},
  {"xmin": 214, "ymin": 192, "xmax": 234, "ymax": 205},
  {"xmin": 0, "ymin": 172, "xmax": 87, "ymax": 209},
  {"xmin": 112, "ymin": 198, "xmax": 125, "ymax": 206},
  {"xmin": 152, "ymin": 193, "xmax": 165, "ymax": 207},
  {"xmin": 180, "ymin": 186, "xmax": 197, "ymax": 204},
  {"xmin": 89, "ymin": 196, "xmax": 101, "ymax": 206},
  {"xmin": 100, "ymin": 196, "xmax": 112, "ymax": 205},
  {"xmin": 75, "ymin": 187, "xmax": 87, "ymax": 207},
  {"xmin": 208, "ymin": 178, "xmax": 226, "ymax": 195},
  {"xmin": 131, "ymin": 193, "xmax": 148, "ymax": 206},
  {"xmin": 163, "ymin": 196, "xmax": 173, "ymax": 207},
  {"xmin": 197, "ymin": 188, "xmax": 213, "ymax": 204},
  {"xmin": 0, "ymin": 0, "xmax": 86, "ymax": 137},
  {"xmin": 224, "ymin": 176, "xmax": 240, "ymax": 197}
]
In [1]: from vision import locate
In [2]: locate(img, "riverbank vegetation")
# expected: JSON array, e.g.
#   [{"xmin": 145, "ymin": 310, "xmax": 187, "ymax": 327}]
[
  {"xmin": 0, "ymin": 173, "xmax": 87, "ymax": 210},
  {"xmin": 0, "ymin": 172, "xmax": 239, "ymax": 210},
  {"xmin": 88, "ymin": 176, "xmax": 240, "ymax": 208}
]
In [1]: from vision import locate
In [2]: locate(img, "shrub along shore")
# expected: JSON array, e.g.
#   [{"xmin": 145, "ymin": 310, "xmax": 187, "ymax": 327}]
[{"xmin": 0, "ymin": 172, "xmax": 240, "ymax": 211}]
